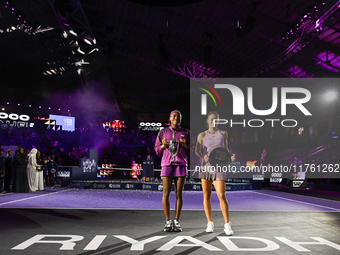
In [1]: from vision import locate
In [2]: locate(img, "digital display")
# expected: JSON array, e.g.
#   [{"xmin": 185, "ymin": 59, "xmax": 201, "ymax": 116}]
[
  {"xmin": 131, "ymin": 163, "xmax": 142, "ymax": 170},
  {"xmin": 138, "ymin": 122, "xmax": 165, "ymax": 131},
  {"xmin": 131, "ymin": 164, "xmax": 142, "ymax": 179},
  {"xmin": 49, "ymin": 114, "xmax": 75, "ymax": 132},
  {"xmin": 103, "ymin": 120, "xmax": 125, "ymax": 132}
]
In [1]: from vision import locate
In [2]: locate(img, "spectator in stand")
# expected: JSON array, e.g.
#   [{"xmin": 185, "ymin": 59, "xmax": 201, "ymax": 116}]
[
  {"xmin": 4, "ymin": 128, "xmax": 9, "ymax": 139},
  {"xmin": 0, "ymin": 148, "xmax": 5, "ymax": 193},
  {"xmin": 4, "ymin": 149, "xmax": 14, "ymax": 192}
]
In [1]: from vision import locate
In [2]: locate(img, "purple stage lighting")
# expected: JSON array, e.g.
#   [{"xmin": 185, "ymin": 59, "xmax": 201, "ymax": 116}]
[{"xmin": 317, "ymin": 51, "xmax": 340, "ymax": 72}]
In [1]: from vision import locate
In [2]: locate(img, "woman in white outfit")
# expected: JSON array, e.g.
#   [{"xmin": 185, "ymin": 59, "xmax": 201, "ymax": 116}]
[
  {"xmin": 26, "ymin": 148, "xmax": 41, "ymax": 192},
  {"xmin": 35, "ymin": 150, "xmax": 44, "ymax": 191}
]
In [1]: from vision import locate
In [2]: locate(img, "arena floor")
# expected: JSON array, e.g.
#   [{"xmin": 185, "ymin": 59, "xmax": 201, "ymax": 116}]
[{"xmin": 1, "ymin": 188, "xmax": 340, "ymax": 255}]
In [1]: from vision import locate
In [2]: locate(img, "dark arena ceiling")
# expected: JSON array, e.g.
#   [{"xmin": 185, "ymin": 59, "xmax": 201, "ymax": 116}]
[{"xmin": 0, "ymin": 0, "xmax": 340, "ymax": 120}]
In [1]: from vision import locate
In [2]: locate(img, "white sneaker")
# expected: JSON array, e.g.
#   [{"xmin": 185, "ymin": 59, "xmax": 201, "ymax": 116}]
[
  {"xmin": 172, "ymin": 219, "xmax": 182, "ymax": 232},
  {"xmin": 164, "ymin": 220, "xmax": 172, "ymax": 232},
  {"xmin": 224, "ymin": 222, "xmax": 233, "ymax": 236},
  {"xmin": 206, "ymin": 222, "xmax": 214, "ymax": 233}
]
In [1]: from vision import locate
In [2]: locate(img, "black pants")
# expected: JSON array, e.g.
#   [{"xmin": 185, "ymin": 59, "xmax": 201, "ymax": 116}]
[
  {"xmin": 44, "ymin": 174, "xmax": 49, "ymax": 187},
  {"xmin": 4, "ymin": 169, "xmax": 13, "ymax": 191},
  {"xmin": 49, "ymin": 173, "xmax": 55, "ymax": 186},
  {"xmin": 0, "ymin": 176, "xmax": 4, "ymax": 192}
]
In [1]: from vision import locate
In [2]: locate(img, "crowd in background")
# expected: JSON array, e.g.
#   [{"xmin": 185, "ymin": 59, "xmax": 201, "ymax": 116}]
[
  {"xmin": 0, "ymin": 146, "xmax": 58, "ymax": 193},
  {"xmin": 0, "ymin": 122, "xmax": 339, "ymax": 186}
]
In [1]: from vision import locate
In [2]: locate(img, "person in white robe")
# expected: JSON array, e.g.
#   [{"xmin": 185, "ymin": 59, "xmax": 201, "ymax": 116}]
[{"xmin": 27, "ymin": 148, "xmax": 41, "ymax": 192}]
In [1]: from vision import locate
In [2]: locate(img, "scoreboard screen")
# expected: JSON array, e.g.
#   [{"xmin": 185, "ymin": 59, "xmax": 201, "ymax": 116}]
[{"xmin": 49, "ymin": 114, "xmax": 75, "ymax": 132}]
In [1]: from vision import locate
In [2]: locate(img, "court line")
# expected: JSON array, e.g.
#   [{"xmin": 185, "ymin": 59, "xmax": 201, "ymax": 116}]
[
  {"xmin": 2, "ymin": 189, "xmax": 339, "ymax": 211},
  {"xmin": 251, "ymin": 189, "xmax": 340, "ymax": 203},
  {"xmin": 1, "ymin": 206, "xmax": 339, "ymax": 212},
  {"xmin": 0, "ymin": 189, "xmax": 71, "ymax": 206},
  {"xmin": 248, "ymin": 190, "xmax": 340, "ymax": 211},
  {"xmin": 253, "ymin": 188, "xmax": 340, "ymax": 203}
]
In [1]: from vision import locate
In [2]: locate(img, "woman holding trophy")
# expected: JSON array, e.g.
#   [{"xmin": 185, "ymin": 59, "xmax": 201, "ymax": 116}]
[
  {"xmin": 195, "ymin": 111, "xmax": 233, "ymax": 235},
  {"xmin": 154, "ymin": 110, "xmax": 191, "ymax": 232}
]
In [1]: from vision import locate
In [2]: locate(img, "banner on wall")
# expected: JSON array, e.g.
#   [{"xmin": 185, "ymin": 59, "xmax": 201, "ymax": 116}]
[{"xmin": 0, "ymin": 112, "xmax": 34, "ymax": 128}]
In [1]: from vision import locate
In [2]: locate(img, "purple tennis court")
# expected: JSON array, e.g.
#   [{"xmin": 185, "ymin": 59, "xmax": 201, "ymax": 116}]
[
  {"xmin": 1, "ymin": 188, "xmax": 340, "ymax": 212},
  {"xmin": 1, "ymin": 187, "xmax": 340, "ymax": 254}
]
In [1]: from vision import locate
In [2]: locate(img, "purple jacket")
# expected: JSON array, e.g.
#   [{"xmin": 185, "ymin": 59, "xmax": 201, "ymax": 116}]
[{"xmin": 154, "ymin": 126, "xmax": 191, "ymax": 167}]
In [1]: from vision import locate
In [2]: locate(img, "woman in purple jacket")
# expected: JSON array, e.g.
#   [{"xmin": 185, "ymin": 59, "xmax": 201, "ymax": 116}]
[{"xmin": 154, "ymin": 110, "xmax": 190, "ymax": 232}]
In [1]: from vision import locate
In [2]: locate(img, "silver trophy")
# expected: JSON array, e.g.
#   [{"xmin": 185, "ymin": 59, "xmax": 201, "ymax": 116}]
[{"xmin": 169, "ymin": 132, "xmax": 179, "ymax": 162}]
